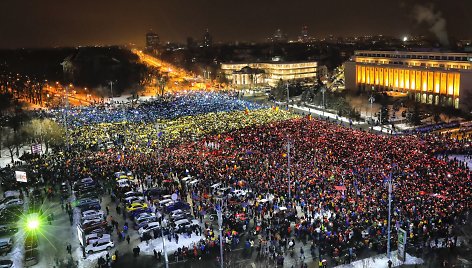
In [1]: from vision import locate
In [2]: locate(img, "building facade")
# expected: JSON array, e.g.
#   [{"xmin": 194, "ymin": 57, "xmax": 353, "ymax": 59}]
[
  {"xmin": 345, "ymin": 50, "xmax": 472, "ymax": 111},
  {"xmin": 221, "ymin": 61, "xmax": 317, "ymax": 87},
  {"xmin": 145, "ymin": 32, "xmax": 160, "ymax": 51}
]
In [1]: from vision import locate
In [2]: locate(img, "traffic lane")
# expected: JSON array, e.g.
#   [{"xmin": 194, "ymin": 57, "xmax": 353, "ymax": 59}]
[{"xmin": 36, "ymin": 197, "xmax": 76, "ymax": 267}]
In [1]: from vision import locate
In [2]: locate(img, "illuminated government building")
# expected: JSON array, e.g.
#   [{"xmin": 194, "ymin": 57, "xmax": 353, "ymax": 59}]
[
  {"xmin": 221, "ymin": 61, "xmax": 318, "ymax": 87},
  {"xmin": 344, "ymin": 50, "xmax": 472, "ymax": 111}
]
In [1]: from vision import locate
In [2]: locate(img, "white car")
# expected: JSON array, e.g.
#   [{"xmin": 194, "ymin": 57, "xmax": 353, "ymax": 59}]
[
  {"xmin": 84, "ymin": 233, "xmax": 111, "ymax": 245},
  {"xmin": 124, "ymin": 191, "xmax": 141, "ymax": 198},
  {"xmin": 0, "ymin": 199, "xmax": 23, "ymax": 210},
  {"xmin": 125, "ymin": 196, "xmax": 144, "ymax": 204},
  {"xmin": 82, "ymin": 215, "xmax": 104, "ymax": 226},
  {"xmin": 85, "ymin": 239, "xmax": 114, "ymax": 254},
  {"xmin": 82, "ymin": 210, "xmax": 105, "ymax": 220},
  {"xmin": 138, "ymin": 222, "xmax": 160, "ymax": 236},
  {"xmin": 135, "ymin": 213, "xmax": 156, "ymax": 223}
]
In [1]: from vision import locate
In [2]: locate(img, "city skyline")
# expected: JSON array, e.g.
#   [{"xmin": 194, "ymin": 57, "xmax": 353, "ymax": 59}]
[{"xmin": 0, "ymin": 0, "xmax": 472, "ymax": 48}]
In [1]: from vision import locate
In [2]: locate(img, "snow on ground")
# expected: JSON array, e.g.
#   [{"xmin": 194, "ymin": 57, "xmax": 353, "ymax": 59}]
[
  {"xmin": 0, "ymin": 145, "xmax": 36, "ymax": 168},
  {"xmin": 138, "ymin": 234, "xmax": 204, "ymax": 255},
  {"xmin": 10, "ymin": 230, "xmax": 26, "ymax": 268},
  {"xmin": 291, "ymin": 104, "xmax": 360, "ymax": 124},
  {"xmin": 335, "ymin": 250, "xmax": 424, "ymax": 268},
  {"xmin": 445, "ymin": 154, "xmax": 472, "ymax": 169}
]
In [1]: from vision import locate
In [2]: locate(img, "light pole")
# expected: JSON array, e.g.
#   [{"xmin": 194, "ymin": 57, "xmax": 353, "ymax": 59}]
[
  {"xmin": 64, "ymin": 85, "xmax": 70, "ymax": 151},
  {"xmin": 286, "ymin": 139, "xmax": 292, "ymax": 200},
  {"xmin": 386, "ymin": 165, "xmax": 396, "ymax": 259},
  {"xmin": 109, "ymin": 81, "xmax": 114, "ymax": 104},
  {"xmin": 161, "ymin": 219, "xmax": 169, "ymax": 268},
  {"xmin": 369, "ymin": 95, "xmax": 375, "ymax": 121},
  {"xmin": 286, "ymin": 83, "xmax": 290, "ymax": 110},
  {"xmin": 321, "ymin": 87, "xmax": 326, "ymax": 116},
  {"xmin": 217, "ymin": 199, "xmax": 224, "ymax": 268},
  {"xmin": 154, "ymin": 123, "xmax": 165, "ymax": 166}
]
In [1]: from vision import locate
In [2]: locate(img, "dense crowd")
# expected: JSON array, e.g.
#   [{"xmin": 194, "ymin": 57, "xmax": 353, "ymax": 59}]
[
  {"xmin": 67, "ymin": 108, "xmax": 297, "ymax": 151},
  {"xmin": 47, "ymin": 92, "xmax": 264, "ymax": 127},
  {"xmin": 7, "ymin": 91, "xmax": 472, "ymax": 266}
]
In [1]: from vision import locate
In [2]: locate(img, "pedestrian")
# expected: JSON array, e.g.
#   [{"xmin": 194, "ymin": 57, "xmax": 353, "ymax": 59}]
[
  {"xmin": 153, "ymin": 249, "xmax": 158, "ymax": 259},
  {"xmin": 106, "ymin": 206, "xmax": 110, "ymax": 215},
  {"xmin": 66, "ymin": 244, "xmax": 72, "ymax": 255},
  {"xmin": 126, "ymin": 235, "xmax": 130, "ymax": 244}
]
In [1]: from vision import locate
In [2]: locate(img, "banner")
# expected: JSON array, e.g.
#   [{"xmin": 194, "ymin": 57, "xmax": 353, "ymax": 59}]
[
  {"xmin": 397, "ymin": 228, "xmax": 407, "ymax": 262},
  {"xmin": 31, "ymin": 144, "xmax": 42, "ymax": 155},
  {"xmin": 15, "ymin": 171, "xmax": 27, "ymax": 183}
]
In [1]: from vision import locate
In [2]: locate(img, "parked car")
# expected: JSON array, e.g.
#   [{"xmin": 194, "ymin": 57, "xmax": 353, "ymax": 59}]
[
  {"xmin": 135, "ymin": 216, "xmax": 158, "ymax": 230},
  {"xmin": 82, "ymin": 217, "xmax": 105, "ymax": 226},
  {"xmin": 174, "ymin": 219, "xmax": 199, "ymax": 233},
  {"xmin": 85, "ymin": 239, "xmax": 114, "ymax": 254},
  {"xmin": 79, "ymin": 203, "xmax": 101, "ymax": 213},
  {"xmin": 0, "ymin": 199, "xmax": 23, "ymax": 210},
  {"xmin": 138, "ymin": 222, "xmax": 160, "ymax": 237},
  {"xmin": 0, "ymin": 259, "xmax": 13, "ymax": 268},
  {"xmin": 85, "ymin": 233, "xmax": 111, "ymax": 245},
  {"xmin": 81, "ymin": 219, "xmax": 107, "ymax": 230},
  {"xmin": 0, "ymin": 238, "xmax": 12, "ymax": 255},
  {"xmin": 82, "ymin": 210, "xmax": 105, "ymax": 220},
  {"xmin": 125, "ymin": 196, "xmax": 145, "ymax": 204},
  {"xmin": 24, "ymin": 234, "xmax": 38, "ymax": 250},
  {"xmin": 0, "ymin": 225, "xmax": 18, "ymax": 235},
  {"xmin": 164, "ymin": 201, "xmax": 190, "ymax": 213},
  {"xmin": 127, "ymin": 202, "xmax": 148, "ymax": 212},
  {"xmin": 24, "ymin": 249, "xmax": 39, "ymax": 267},
  {"xmin": 76, "ymin": 198, "xmax": 100, "ymax": 208}
]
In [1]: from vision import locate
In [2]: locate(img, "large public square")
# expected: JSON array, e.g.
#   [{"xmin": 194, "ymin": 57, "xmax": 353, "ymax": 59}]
[{"xmin": 0, "ymin": 90, "xmax": 471, "ymax": 268}]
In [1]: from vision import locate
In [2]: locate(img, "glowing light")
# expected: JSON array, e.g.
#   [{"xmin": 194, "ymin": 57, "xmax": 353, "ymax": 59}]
[
  {"xmin": 403, "ymin": 36, "xmax": 408, "ymax": 42},
  {"xmin": 26, "ymin": 216, "xmax": 40, "ymax": 231}
]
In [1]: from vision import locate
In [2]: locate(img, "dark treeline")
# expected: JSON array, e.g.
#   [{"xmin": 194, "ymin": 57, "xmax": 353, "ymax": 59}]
[{"xmin": 0, "ymin": 46, "xmax": 148, "ymax": 96}]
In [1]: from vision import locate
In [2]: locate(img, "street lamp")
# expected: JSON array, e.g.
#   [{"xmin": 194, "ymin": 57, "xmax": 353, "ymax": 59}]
[
  {"xmin": 286, "ymin": 83, "xmax": 290, "ymax": 111},
  {"xmin": 320, "ymin": 87, "xmax": 326, "ymax": 116},
  {"xmin": 109, "ymin": 81, "xmax": 115, "ymax": 104},
  {"xmin": 286, "ymin": 139, "xmax": 292, "ymax": 200},
  {"xmin": 154, "ymin": 123, "xmax": 165, "ymax": 166},
  {"xmin": 369, "ymin": 95, "xmax": 375, "ymax": 122},
  {"xmin": 386, "ymin": 163, "xmax": 397, "ymax": 259},
  {"xmin": 161, "ymin": 219, "xmax": 169, "ymax": 268},
  {"xmin": 217, "ymin": 199, "xmax": 224, "ymax": 268}
]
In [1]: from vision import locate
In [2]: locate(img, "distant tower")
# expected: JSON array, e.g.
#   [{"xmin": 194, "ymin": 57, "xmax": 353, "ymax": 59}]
[
  {"xmin": 203, "ymin": 29, "xmax": 213, "ymax": 47},
  {"xmin": 146, "ymin": 31, "xmax": 160, "ymax": 51},
  {"xmin": 273, "ymin": 29, "xmax": 287, "ymax": 43},
  {"xmin": 301, "ymin": 26, "xmax": 309, "ymax": 42}
]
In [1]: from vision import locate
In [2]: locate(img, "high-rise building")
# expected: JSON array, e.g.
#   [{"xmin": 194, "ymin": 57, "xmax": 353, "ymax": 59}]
[
  {"xmin": 299, "ymin": 26, "xmax": 309, "ymax": 42},
  {"xmin": 272, "ymin": 29, "xmax": 288, "ymax": 43},
  {"xmin": 203, "ymin": 29, "xmax": 212, "ymax": 47},
  {"xmin": 344, "ymin": 50, "xmax": 472, "ymax": 111},
  {"xmin": 145, "ymin": 31, "xmax": 160, "ymax": 51}
]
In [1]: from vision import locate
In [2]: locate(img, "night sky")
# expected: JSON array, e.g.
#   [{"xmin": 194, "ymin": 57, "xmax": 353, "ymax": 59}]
[{"xmin": 0, "ymin": 0, "xmax": 471, "ymax": 48}]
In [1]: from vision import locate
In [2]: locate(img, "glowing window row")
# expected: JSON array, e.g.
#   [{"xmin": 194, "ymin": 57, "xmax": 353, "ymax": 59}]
[{"xmin": 356, "ymin": 66, "xmax": 460, "ymax": 97}]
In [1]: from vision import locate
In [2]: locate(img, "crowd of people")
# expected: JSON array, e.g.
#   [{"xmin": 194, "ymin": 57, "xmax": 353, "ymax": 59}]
[
  {"xmin": 47, "ymin": 91, "xmax": 264, "ymax": 127},
  {"xmin": 8, "ymin": 90, "xmax": 471, "ymax": 266}
]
